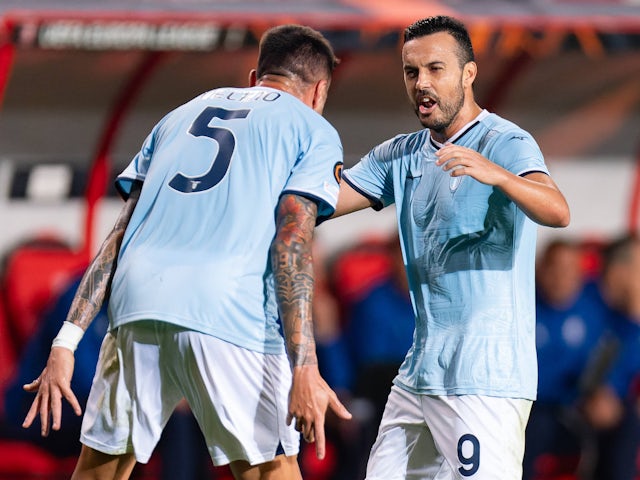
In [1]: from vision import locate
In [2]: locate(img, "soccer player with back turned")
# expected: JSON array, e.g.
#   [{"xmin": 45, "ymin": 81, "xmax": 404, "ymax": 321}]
[{"xmin": 22, "ymin": 24, "xmax": 351, "ymax": 480}]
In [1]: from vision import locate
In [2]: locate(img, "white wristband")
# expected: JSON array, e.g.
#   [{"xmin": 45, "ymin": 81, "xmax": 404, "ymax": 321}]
[{"xmin": 52, "ymin": 321, "xmax": 84, "ymax": 352}]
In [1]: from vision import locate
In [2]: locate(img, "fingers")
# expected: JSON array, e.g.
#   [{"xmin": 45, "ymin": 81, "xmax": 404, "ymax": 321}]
[
  {"xmin": 295, "ymin": 418, "xmax": 315, "ymax": 444},
  {"xmin": 21, "ymin": 376, "xmax": 80, "ymax": 435},
  {"xmin": 61, "ymin": 386, "xmax": 82, "ymax": 417},
  {"xmin": 292, "ymin": 397, "xmax": 349, "ymax": 461},
  {"xmin": 39, "ymin": 388, "xmax": 51, "ymax": 436},
  {"xmin": 22, "ymin": 377, "xmax": 41, "ymax": 392},
  {"xmin": 436, "ymin": 155, "xmax": 465, "ymax": 173},
  {"xmin": 313, "ymin": 415, "xmax": 325, "ymax": 460},
  {"xmin": 22, "ymin": 397, "xmax": 40, "ymax": 429},
  {"xmin": 329, "ymin": 394, "xmax": 352, "ymax": 420},
  {"xmin": 50, "ymin": 388, "xmax": 63, "ymax": 431},
  {"xmin": 435, "ymin": 144, "xmax": 471, "ymax": 170}
]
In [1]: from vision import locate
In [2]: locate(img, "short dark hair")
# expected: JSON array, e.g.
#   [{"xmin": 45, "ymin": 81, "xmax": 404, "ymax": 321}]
[
  {"xmin": 257, "ymin": 25, "xmax": 339, "ymax": 84},
  {"xmin": 404, "ymin": 16, "xmax": 475, "ymax": 67}
]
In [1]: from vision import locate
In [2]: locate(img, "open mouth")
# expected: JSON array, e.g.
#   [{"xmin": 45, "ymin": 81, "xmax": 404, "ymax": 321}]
[{"xmin": 418, "ymin": 95, "xmax": 437, "ymax": 115}]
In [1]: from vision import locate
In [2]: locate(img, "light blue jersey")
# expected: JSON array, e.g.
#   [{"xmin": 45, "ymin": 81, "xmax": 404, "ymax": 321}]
[
  {"xmin": 342, "ymin": 110, "xmax": 547, "ymax": 400},
  {"xmin": 109, "ymin": 86, "xmax": 343, "ymax": 354}
]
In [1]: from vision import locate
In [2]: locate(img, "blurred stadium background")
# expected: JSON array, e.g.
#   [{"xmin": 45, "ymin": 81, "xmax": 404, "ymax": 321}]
[
  {"xmin": 0, "ymin": 0, "xmax": 639, "ymax": 478},
  {"xmin": 0, "ymin": 0, "xmax": 639, "ymax": 256}
]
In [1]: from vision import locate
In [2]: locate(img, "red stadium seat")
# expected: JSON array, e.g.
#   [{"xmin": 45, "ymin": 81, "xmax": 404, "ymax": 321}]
[
  {"xmin": 0, "ymin": 439, "xmax": 75, "ymax": 477},
  {"xmin": 532, "ymin": 452, "xmax": 580, "ymax": 480},
  {"xmin": 1, "ymin": 236, "xmax": 88, "ymax": 355},
  {"xmin": 299, "ymin": 439, "xmax": 338, "ymax": 480},
  {"xmin": 0, "ymin": 236, "xmax": 88, "ymax": 479},
  {"xmin": 0, "ymin": 292, "xmax": 17, "ymax": 417},
  {"xmin": 329, "ymin": 237, "xmax": 392, "ymax": 307}
]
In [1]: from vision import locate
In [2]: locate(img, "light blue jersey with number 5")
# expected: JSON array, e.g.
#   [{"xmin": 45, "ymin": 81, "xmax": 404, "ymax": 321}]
[{"xmin": 109, "ymin": 86, "xmax": 343, "ymax": 354}]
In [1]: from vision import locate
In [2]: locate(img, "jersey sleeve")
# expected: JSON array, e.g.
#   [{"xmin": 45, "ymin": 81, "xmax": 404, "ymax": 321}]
[
  {"xmin": 281, "ymin": 117, "xmax": 343, "ymax": 221},
  {"xmin": 115, "ymin": 112, "xmax": 173, "ymax": 199},
  {"xmin": 491, "ymin": 129, "xmax": 549, "ymax": 177},
  {"xmin": 115, "ymin": 129, "xmax": 156, "ymax": 200},
  {"xmin": 342, "ymin": 136, "xmax": 398, "ymax": 210}
]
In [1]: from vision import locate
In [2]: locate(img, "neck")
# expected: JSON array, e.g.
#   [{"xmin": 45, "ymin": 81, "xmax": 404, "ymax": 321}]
[
  {"xmin": 432, "ymin": 102, "xmax": 483, "ymax": 144},
  {"xmin": 256, "ymin": 74, "xmax": 307, "ymax": 101}
]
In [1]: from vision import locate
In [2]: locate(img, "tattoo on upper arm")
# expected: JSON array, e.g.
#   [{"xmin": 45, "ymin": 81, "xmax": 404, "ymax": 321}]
[{"xmin": 271, "ymin": 194, "xmax": 318, "ymax": 367}]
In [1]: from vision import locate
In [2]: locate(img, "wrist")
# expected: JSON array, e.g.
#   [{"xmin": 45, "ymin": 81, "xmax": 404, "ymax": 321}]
[{"xmin": 52, "ymin": 321, "xmax": 84, "ymax": 352}]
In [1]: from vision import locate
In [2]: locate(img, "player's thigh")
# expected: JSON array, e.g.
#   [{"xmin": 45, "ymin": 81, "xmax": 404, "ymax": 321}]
[
  {"xmin": 172, "ymin": 331, "xmax": 299, "ymax": 466},
  {"xmin": 229, "ymin": 454, "xmax": 302, "ymax": 480},
  {"xmin": 71, "ymin": 444, "xmax": 136, "ymax": 480},
  {"xmin": 423, "ymin": 395, "xmax": 532, "ymax": 479},
  {"xmin": 366, "ymin": 386, "xmax": 446, "ymax": 480},
  {"xmin": 81, "ymin": 323, "xmax": 184, "ymax": 463}
]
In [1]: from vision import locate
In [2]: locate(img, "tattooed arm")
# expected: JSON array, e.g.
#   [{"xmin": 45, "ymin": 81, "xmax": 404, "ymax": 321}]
[
  {"xmin": 22, "ymin": 182, "xmax": 141, "ymax": 436},
  {"xmin": 67, "ymin": 182, "xmax": 141, "ymax": 330},
  {"xmin": 271, "ymin": 193, "xmax": 318, "ymax": 368},
  {"xmin": 270, "ymin": 193, "xmax": 351, "ymax": 460}
]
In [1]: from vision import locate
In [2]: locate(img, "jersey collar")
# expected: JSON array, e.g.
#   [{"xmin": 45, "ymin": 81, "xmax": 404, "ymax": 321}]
[{"xmin": 428, "ymin": 109, "xmax": 489, "ymax": 150}]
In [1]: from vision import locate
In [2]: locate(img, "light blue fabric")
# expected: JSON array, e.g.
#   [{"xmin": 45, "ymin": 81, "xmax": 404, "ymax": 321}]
[
  {"xmin": 109, "ymin": 86, "xmax": 342, "ymax": 354},
  {"xmin": 343, "ymin": 111, "xmax": 548, "ymax": 399}
]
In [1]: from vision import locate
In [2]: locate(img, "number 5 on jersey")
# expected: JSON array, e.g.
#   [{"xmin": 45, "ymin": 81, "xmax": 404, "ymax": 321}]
[{"xmin": 169, "ymin": 107, "xmax": 251, "ymax": 193}]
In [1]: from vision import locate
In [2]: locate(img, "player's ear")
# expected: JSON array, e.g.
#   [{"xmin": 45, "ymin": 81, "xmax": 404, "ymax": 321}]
[
  {"xmin": 311, "ymin": 78, "xmax": 330, "ymax": 115},
  {"xmin": 249, "ymin": 69, "xmax": 257, "ymax": 87},
  {"xmin": 463, "ymin": 61, "xmax": 477, "ymax": 88}
]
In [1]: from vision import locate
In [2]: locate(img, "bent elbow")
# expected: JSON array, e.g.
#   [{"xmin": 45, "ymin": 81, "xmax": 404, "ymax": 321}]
[{"xmin": 549, "ymin": 206, "xmax": 571, "ymax": 228}]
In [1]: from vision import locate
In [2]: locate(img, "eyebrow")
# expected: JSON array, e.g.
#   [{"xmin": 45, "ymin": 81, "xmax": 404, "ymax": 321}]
[{"xmin": 403, "ymin": 60, "xmax": 446, "ymax": 70}]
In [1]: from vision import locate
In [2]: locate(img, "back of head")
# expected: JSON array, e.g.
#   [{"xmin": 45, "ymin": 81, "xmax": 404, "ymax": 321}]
[
  {"xmin": 256, "ymin": 25, "xmax": 339, "ymax": 85},
  {"xmin": 601, "ymin": 233, "xmax": 640, "ymax": 270},
  {"xmin": 600, "ymin": 233, "xmax": 640, "ymax": 312},
  {"xmin": 536, "ymin": 239, "xmax": 584, "ymax": 307},
  {"xmin": 403, "ymin": 15, "xmax": 475, "ymax": 67}
]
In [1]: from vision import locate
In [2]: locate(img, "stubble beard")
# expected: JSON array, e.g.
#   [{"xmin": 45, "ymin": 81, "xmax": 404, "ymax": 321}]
[{"xmin": 416, "ymin": 83, "xmax": 465, "ymax": 135}]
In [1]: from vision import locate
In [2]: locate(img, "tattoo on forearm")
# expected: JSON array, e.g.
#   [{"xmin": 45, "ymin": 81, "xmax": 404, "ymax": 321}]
[
  {"xmin": 66, "ymin": 233, "xmax": 120, "ymax": 330},
  {"xmin": 271, "ymin": 194, "xmax": 318, "ymax": 367},
  {"xmin": 67, "ymin": 188, "xmax": 139, "ymax": 331}
]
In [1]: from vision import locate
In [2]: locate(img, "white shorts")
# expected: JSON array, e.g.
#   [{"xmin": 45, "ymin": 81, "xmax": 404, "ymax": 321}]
[
  {"xmin": 80, "ymin": 320, "xmax": 300, "ymax": 466},
  {"xmin": 365, "ymin": 385, "xmax": 532, "ymax": 480}
]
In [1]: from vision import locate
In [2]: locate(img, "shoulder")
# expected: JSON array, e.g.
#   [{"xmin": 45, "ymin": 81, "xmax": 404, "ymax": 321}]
[
  {"xmin": 479, "ymin": 112, "xmax": 537, "ymax": 145},
  {"xmin": 476, "ymin": 112, "xmax": 544, "ymax": 169},
  {"xmin": 369, "ymin": 129, "xmax": 430, "ymax": 161},
  {"xmin": 269, "ymin": 89, "xmax": 341, "ymax": 138}
]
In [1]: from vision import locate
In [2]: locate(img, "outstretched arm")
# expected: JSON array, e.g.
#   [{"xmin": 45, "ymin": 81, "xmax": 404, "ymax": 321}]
[
  {"xmin": 331, "ymin": 180, "xmax": 375, "ymax": 218},
  {"xmin": 436, "ymin": 144, "xmax": 570, "ymax": 228},
  {"xmin": 270, "ymin": 193, "xmax": 351, "ymax": 460},
  {"xmin": 22, "ymin": 182, "xmax": 141, "ymax": 436}
]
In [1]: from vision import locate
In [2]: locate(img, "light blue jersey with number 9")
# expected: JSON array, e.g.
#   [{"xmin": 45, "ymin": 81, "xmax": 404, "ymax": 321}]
[
  {"xmin": 343, "ymin": 110, "xmax": 547, "ymax": 400},
  {"xmin": 108, "ymin": 86, "xmax": 343, "ymax": 354}
]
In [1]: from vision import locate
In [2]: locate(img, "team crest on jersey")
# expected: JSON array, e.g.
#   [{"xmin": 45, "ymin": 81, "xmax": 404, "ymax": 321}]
[
  {"xmin": 333, "ymin": 162, "xmax": 343, "ymax": 184},
  {"xmin": 450, "ymin": 176, "xmax": 462, "ymax": 192}
]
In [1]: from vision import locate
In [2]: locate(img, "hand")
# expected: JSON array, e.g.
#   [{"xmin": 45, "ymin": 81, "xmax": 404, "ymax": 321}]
[
  {"xmin": 287, "ymin": 364, "xmax": 352, "ymax": 460},
  {"xmin": 435, "ymin": 143, "xmax": 508, "ymax": 187},
  {"xmin": 22, "ymin": 346, "xmax": 81, "ymax": 436}
]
